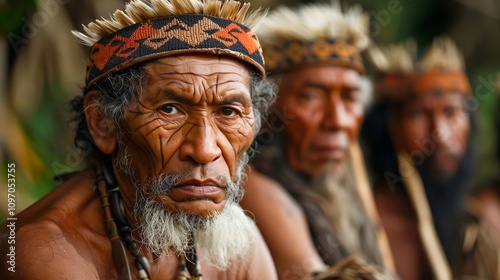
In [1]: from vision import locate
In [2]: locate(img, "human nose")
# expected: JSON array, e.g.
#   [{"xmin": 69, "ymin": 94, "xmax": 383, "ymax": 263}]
[
  {"xmin": 430, "ymin": 115, "xmax": 452, "ymax": 147},
  {"xmin": 179, "ymin": 120, "xmax": 222, "ymax": 164}
]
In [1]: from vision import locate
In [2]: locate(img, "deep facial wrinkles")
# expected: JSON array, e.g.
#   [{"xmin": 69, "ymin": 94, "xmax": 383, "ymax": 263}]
[{"xmin": 121, "ymin": 120, "xmax": 160, "ymax": 165}]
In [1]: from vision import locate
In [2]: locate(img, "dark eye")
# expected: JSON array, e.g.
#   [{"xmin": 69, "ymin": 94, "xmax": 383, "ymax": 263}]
[
  {"xmin": 159, "ymin": 104, "xmax": 180, "ymax": 114},
  {"xmin": 220, "ymin": 107, "xmax": 238, "ymax": 117},
  {"xmin": 343, "ymin": 89, "xmax": 361, "ymax": 102},
  {"xmin": 444, "ymin": 107, "xmax": 458, "ymax": 118},
  {"xmin": 405, "ymin": 107, "xmax": 425, "ymax": 118},
  {"xmin": 298, "ymin": 91, "xmax": 319, "ymax": 101}
]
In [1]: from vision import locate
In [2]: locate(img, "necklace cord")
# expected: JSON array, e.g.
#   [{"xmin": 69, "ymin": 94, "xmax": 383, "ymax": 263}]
[{"xmin": 97, "ymin": 157, "xmax": 202, "ymax": 279}]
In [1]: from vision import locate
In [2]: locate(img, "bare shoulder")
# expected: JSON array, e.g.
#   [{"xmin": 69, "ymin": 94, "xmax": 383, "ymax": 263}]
[
  {"xmin": 241, "ymin": 219, "xmax": 277, "ymax": 279},
  {"xmin": 1, "ymin": 169, "xmax": 102, "ymax": 279},
  {"xmin": 216, "ymin": 217, "xmax": 278, "ymax": 280},
  {"xmin": 3, "ymin": 217, "xmax": 98, "ymax": 280},
  {"xmin": 240, "ymin": 167, "xmax": 326, "ymax": 279},
  {"xmin": 241, "ymin": 166, "xmax": 302, "ymax": 220}
]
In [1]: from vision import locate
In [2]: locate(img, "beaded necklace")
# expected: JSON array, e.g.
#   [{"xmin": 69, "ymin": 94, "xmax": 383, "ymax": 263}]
[{"xmin": 96, "ymin": 158, "xmax": 202, "ymax": 279}]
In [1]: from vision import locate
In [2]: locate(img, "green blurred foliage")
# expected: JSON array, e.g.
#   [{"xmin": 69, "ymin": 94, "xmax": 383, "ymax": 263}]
[{"xmin": 0, "ymin": 0, "xmax": 37, "ymax": 36}]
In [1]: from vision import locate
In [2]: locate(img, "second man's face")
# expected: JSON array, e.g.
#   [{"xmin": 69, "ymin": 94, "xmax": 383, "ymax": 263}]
[{"xmin": 277, "ymin": 65, "xmax": 364, "ymax": 177}]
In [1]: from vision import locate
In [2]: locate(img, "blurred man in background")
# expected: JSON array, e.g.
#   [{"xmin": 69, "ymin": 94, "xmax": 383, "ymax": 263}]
[
  {"xmin": 364, "ymin": 36, "xmax": 500, "ymax": 279},
  {"xmin": 240, "ymin": 2, "xmax": 395, "ymax": 279}
]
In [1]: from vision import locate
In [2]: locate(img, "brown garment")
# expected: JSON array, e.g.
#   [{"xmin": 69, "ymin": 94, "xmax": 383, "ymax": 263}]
[{"xmin": 456, "ymin": 203, "xmax": 500, "ymax": 279}]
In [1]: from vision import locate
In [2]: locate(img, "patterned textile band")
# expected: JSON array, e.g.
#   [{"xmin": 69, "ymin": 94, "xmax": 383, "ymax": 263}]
[
  {"xmin": 376, "ymin": 71, "xmax": 471, "ymax": 102},
  {"xmin": 85, "ymin": 14, "xmax": 265, "ymax": 89},
  {"xmin": 263, "ymin": 38, "xmax": 364, "ymax": 74}
]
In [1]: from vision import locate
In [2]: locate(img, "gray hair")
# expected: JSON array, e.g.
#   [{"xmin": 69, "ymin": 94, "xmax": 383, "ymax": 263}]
[{"xmin": 70, "ymin": 65, "xmax": 277, "ymax": 163}]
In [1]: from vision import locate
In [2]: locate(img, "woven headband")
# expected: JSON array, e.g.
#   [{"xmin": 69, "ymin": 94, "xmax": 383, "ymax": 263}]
[
  {"xmin": 376, "ymin": 71, "xmax": 471, "ymax": 102},
  {"xmin": 85, "ymin": 14, "xmax": 265, "ymax": 89},
  {"xmin": 263, "ymin": 38, "xmax": 364, "ymax": 74}
]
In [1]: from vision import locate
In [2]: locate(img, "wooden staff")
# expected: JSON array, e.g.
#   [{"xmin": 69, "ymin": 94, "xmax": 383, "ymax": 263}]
[{"xmin": 349, "ymin": 142, "xmax": 396, "ymax": 272}]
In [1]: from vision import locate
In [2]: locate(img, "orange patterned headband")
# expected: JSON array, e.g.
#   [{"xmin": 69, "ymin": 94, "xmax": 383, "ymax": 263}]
[
  {"xmin": 376, "ymin": 71, "xmax": 471, "ymax": 102},
  {"xmin": 263, "ymin": 38, "xmax": 364, "ymax": 74},
  {"xmin": 85, "ymin": 14, "xmax": 265, "ymax": 90}
]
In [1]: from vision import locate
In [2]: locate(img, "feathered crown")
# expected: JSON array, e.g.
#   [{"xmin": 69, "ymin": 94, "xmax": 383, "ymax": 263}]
[
  {"xmin": 72, "ymin": 0, "xmax": 267, "ymax": 90},
  {"xmin": 367, "ymin": 36, "xmax": 471, "ymax": 101},
  {"xmin": 257, "ymin": 0, "xmax": 370, "ymax": 74},
  {"xmin": 368, "ymin": 36, "xmax": 465, "ymax": 74}
]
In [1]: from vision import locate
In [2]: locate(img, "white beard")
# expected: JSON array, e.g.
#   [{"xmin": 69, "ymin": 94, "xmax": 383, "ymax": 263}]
[
  {"xmin": 135, "ymin": 197, "xmax": 255, "ymax": 269},
  {"xmin": 123, "ymin": 151, "xmax": 254, "ymax": 269}
]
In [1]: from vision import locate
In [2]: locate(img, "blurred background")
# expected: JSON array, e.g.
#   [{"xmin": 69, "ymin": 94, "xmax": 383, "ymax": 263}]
[{"xmin": 1, "ymin": 0, "xmax": 499, "ymax": 222}]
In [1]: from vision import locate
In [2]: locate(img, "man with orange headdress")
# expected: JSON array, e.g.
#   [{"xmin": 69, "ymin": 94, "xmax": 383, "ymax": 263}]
[
  {"xmin": 0, "ymin": 0, "xmax": 278, "ymax": 279},
  {"xmin": 364, "ymin": 36, "xmax": 500, "ymax": 279}
]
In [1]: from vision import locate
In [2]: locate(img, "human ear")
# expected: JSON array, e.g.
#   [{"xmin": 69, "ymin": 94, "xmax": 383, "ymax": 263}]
[{"xmin": 84, "ymin": 91, "xmax": 117, "ymax": 155}]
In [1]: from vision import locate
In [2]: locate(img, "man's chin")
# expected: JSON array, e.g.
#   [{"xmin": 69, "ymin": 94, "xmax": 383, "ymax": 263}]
[
  {"xmin": 421, "ymin": 162, "xmax": 454, "ymax": 185},
  {"xmin": 426, "ymin": 162, "xmax": 458, "ymax": 186},
  {"xmin": 305, "ymin": 160, "xmax": 346, "ymax": 177},
  {"xmin": 428, "ymin": 171, "xmax": 454, "ymax": 186}
]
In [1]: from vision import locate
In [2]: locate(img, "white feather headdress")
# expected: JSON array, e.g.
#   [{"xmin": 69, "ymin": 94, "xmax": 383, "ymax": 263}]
[
  {"xmin": 368, "ymin": 36, "xmax": 470, "ymax": 101},
  {"xmin": 368, "ymin": 36, "xmax": 465, "ymax": 74},
  {"xmin": 73, "ymin": 0, "xmax": 266, "ymax": 46},
  {"xmin": 258, "ymin": 0, "xmax": 369, "ymax": 50},
  {"xmin": 256, "ymin": 0, "xmax": 370, "ymax": 74}
]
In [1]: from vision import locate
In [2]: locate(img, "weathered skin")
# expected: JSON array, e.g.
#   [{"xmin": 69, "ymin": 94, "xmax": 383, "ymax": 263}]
[
  {"xmin": 0, "ymin": 55, "xmax": 277, "ymax": 280},
  {"xmin": 277, "ymin": 66, "xmax": 364, "ymax": 177}
]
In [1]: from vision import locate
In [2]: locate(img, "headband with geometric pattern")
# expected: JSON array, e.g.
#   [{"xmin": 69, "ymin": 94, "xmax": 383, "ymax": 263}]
[
  {"xmin": 263, "ymin": 38, "xmax": 364, "ymax": 74},
  {"xmin": 85, "ymin": 14, "xmax": 265, "ymax": 89}
]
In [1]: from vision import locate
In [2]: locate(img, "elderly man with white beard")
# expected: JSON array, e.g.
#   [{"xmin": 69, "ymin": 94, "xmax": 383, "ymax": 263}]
[{"xmin": 0, "ymin": 0, "xmax": 277, "ymax": 279}]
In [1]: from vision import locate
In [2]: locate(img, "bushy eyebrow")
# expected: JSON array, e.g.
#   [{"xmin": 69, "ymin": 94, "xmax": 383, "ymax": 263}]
[
  {"xmin": 302, "ymin": 80, "xmax": 360, "ymax": 91},
  {"xmin": 220, "ymin": 95, "xmax": 250, "ymax": 106},
  {"xmin": 302, "ymin": 81, "xmax": 326, "ymax": 89},
  {"xmin": 158, "ymin": 91, "xmax": 190, "ymax": 103},
  {"xmin": 156, "ymin": 90, "xmax": 251, "ymax": 106}
]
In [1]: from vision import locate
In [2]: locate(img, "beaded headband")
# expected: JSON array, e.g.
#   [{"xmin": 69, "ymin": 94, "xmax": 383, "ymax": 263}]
[
  {"xmin": 85, "ymin": 14, "xmax": 265, "ymax": 89},
  {"xmin": 263, "ymin": 38, "xmax": 364, "ymax": 74}
]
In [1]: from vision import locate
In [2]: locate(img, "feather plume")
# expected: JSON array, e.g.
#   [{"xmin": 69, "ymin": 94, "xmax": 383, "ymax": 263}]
[
  {"xmin": 258, "ymin": 0, "xmax": 369, "ymax": 50},
  {"xmin": 368, "ymin": 36, "xmax": 465, "ymax": 74},
  {"xmin": 73, "ymin": 0, "xmax": 265, "ymax": 46},
  {"xmin": 421, "ymin": 36, "xmax": 465, "ymax": 72}
]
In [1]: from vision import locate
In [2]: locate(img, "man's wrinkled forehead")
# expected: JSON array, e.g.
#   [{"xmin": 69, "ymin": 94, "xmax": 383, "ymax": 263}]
[
  {"xmin": 403, "ymin": 91, "xmax": 465, "ymax": 108},
  {"xmin": 144, "ymin": 55, "xmax": 251, "ymax": 77},
  {"xmin": 378, "ymin": 70, "xmax": 471, "ymax": 103},
  {"xmin": 138, "ymin": 55, "xmax": 253, "ymax": 103},
  {"xmin": 410, "ymin": 71, "xmax": 471, "ymax": 98},
  {"xmin": 284, "ymin": 65, "xmax": 361, "ymax": 88}
]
